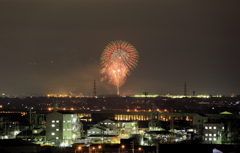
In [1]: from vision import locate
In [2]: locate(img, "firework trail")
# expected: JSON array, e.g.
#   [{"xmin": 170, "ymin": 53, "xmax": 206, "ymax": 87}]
[{"xmin": 100, "ymin": 40, "xmax": 138, "ymax": 95}]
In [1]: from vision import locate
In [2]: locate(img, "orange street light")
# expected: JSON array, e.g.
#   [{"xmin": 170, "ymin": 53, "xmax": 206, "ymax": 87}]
[
  {"xmin": 98, "ymin": 145, "xmax": 102, "ymax": 153},
  {"xmin": 92, "ymin": 147, "xmax": 96, "ymax": 153},
  {"xmin": 138, "ymin": 147, "xmax": 144, "ymax": 153},
  {"xmin": 118, "ymin": 145, "xmax": 125, "ymax": 153},
  {"xmin": 75, "ymin": 146, "xmax": 82, "ymax": 153}
]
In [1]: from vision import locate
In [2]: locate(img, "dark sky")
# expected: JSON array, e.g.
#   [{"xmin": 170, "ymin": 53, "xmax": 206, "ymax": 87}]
[{"xmin": 0, "ymin": 0, "xmax": 240, "ymax": 97}]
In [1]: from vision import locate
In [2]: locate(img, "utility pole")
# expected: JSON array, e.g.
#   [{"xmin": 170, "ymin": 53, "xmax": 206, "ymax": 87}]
[
  {"xmin": 170, "ymin": 107, "xmax": 174, "ymax": 143},
  {"xmin": 93, "ymin": 80, "xmax": 96, "ymax": 97},
  {"xmin": 143, "ymin": 92, "xmax": 148, "ymax": 120},
  {"xmin": 130, "ymin": 140, "xmax": 134, "ymax": 153},
  {"xmin": 184, "ymin": 82, "xmax": 187, "ymax": 97}
]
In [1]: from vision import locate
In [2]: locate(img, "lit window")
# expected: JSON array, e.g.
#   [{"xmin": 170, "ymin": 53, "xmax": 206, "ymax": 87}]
[
  {"xmin": 52, "ymin": 124, "xmax": 55, "ymax": 127},
  {"xmin": 209, "ymin": 138, "xmax": 212, "ymax": 141},
  {"xmin": 71, "ymin": 115, "xmax": 73, "ymax": 117},
  {"xmin": 213, "ymin": 126, "xmax": 216, "ymax": 129},
  {"xmin": 52, "ymin": 142, "xmax": 55, "ymax": 144},
  {"xmin": 108, "ymin": 123, "xmax": 111, "ymax": 124},
  {"xmin": 63, "ymin": 121, "xmax": 65, "ymax": 123},
  {"xmin": 105, "ymin": 123, "xmax": 107, "ymax": 124},
  {"xmin": 222, "ymin": 127, "xmax": 224, "ymax": 129},
  {"xmin": 205, "ymin": 138, "xmax": 207, "ymax": 141},
  {"xmin": 56, "ymin": 129, "xmax": 59, "ymax": 131},
  {"xmin": 205, "ymin": 134, "xmax": 208, "ymax": 136},
  {"xmin": 213, "ymin": 138, "xmax": 216, "ymax": 141},
  {"xmin": 209, "ymin": 126, "xmax": 212, "ymax": 129},
  {"xmin": 63, "ymin": 129, "xmax": 65, "ymax": 131},
  {"xmin": 213, "ymin": 134, "xmax": 216, "ymax": 137},
  {"xmin": 52, "ymin": 132, "xmax": 55, "ymax": 135},
  {"xmin": 205, "ymin": 126, "xmax": 208, "ymax": 129},
  {"xmin": 209, "ymin": 134, "xmax": 212, "ymax": 136},
  {"xmin": 56, "ymin": 120, "xmax": 59, "ymax": 123},
  {"xmin": 52, "ymin": 120, "xmax": 55, "ymax": 123},
  {"xmin": 72, "ymin": 118, "xmax": 76, "ymax": 122},
  {"xmin": 56, "ymin": 137, "xmax": 59, "ymax": 139},
  {"xmin": 33, "ymin": 130, "xmax": 37, "ymax": 133}
]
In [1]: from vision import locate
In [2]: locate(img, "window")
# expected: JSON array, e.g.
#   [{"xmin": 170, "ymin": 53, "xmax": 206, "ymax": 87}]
[
  {"xmin": 205, "ymin": 126, "xmax": 208, "ymax": 129},
  {"xmin": 51, "ymin": 132, "xmax": 55, "ymax": 135},
  {"xmin": 222, "ymin": 127, "xmax": 224, "ymax": 129},
  {"xmin": 63, "ymin": 129, "xmax": 65, "ymax": 131},
  {"xmin": 209, "ymin": 126, "xmax": 212, "ymax": 129},
  {"xmin": 52, "ymin": 120, "xmax": 55, "ymax": 123},
  {"xmin": 33, "ymin": 130, "xmax": 37, "ymax": 133},
  {"xmin": 56, "ymin": 129, "xmax": 59, "ymax": 131},
  {"xmin": 56, "ymin": 137, "xmax": 59, "ymax": 139},
  {"xmin": 209, "ymin": 134, "xmax": 212, "ymax": 136},
  {"xmin": 213, "ymin": 126, "xmax": 216, "ymax": 129},
  {"xmin": 213, "ymin": 134, "xmax": 216, "ymax": 137},
  {"xmin": 56, "ymin": 120, "xmax": 59, "ymax": 123},
  {"xmin": 205, "ymin": 138, "xmax": 207, "ymax": 141},
  {"xmin": 205, "ymin": 134, "xmax": 208, "ymax": 136},
  {"xmin": 213, "ymin": 138, "xmax": 216, "ymax": 141},
  {"xmin": 52, "ymin": 124, "xmax": 55, "ymax": 127},
  {"xmin": 209, "ymin": 138, "xmax": 212, "ymax": 141}
]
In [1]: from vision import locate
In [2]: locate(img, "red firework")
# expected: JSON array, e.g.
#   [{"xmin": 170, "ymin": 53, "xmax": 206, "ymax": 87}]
[{"xmin": 100, "ymin": 40, "xmax": 138, "ymax": 95}]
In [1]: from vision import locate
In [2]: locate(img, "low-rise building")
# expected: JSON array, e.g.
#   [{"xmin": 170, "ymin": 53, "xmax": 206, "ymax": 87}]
[
  {"xmin": 204, "ymin": 122, "xmax": 224, "ymax": 144},
  {"xmin": 46, "ymin": 110, "xmax": 81, "ymax": 146}
]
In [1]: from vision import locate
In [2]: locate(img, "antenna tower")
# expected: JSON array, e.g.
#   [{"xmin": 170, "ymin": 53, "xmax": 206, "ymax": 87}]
[
  {"xmin": 93, "ymin": 80, "xmax": 96, "ymax": 97},
  {"xmin": 143, "ymin": 92, "xmax": 148, "ymax": 120},
  {"xmin": 184, "ymin": 82, "xmax": 187, "ymax": 96}
]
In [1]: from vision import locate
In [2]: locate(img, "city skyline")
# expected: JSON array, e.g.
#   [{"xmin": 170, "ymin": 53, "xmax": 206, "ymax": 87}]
[{"xmin": 0, "ymin": 0, "xmax": 240, "ymax": 97}]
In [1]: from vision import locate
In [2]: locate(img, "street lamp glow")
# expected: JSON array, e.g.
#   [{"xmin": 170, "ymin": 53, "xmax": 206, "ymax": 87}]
[
  {"xmin": 118, "ymin": 145, "xmax": 125, "ymax": 153},
  {"xmin": 75, "ymin": 146, "xmax": 82, "ymax": 153}
]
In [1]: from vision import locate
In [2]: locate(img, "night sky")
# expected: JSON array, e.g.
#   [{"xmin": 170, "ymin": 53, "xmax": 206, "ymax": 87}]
[{"xmin": 0, "ymin": 0, "xmax": 240, "ymax": 97}]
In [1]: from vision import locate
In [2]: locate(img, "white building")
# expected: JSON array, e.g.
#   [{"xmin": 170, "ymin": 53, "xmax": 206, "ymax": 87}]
[
  {"xmin": 204, "ymin": 122, "xmax": 224, "ymax": 144},
  {"xmin": 87, "ymin": 119, "xmax": 118, "ymax": 136},
  {"xmin": 46, "ymin": 110, "xmax": 80, "ymax": 146},
  {"xmin": 86, "ymin": 119, "xmax": 138, "ymax": 143},
  {"xmin": 193, "ymin": 114, "xmax": 208, "ymax": 127}
]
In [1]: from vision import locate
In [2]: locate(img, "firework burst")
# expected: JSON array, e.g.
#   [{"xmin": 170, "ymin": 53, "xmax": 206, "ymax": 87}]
[{"xmin": 100, "ymin": 40, "xmax": 138, "ymax": 95}]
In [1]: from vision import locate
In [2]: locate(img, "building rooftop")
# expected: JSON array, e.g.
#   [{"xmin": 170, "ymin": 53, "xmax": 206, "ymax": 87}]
[
  {"xmin": 198, "ymin": 113, "xmax": 208, "ymax": 117},
  {"xmin": 56, "ymin": 110, "xmax": 75, "ymax": 114}
]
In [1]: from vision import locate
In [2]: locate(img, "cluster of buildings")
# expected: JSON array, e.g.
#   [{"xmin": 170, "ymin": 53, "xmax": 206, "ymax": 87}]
[
  {"xmin": 0, "ymin": 102, "xmax": 239, "ymax": 148},
  {"xmin": 0, "ymin": 96, "xmax": 240, "ymax": 153}
]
